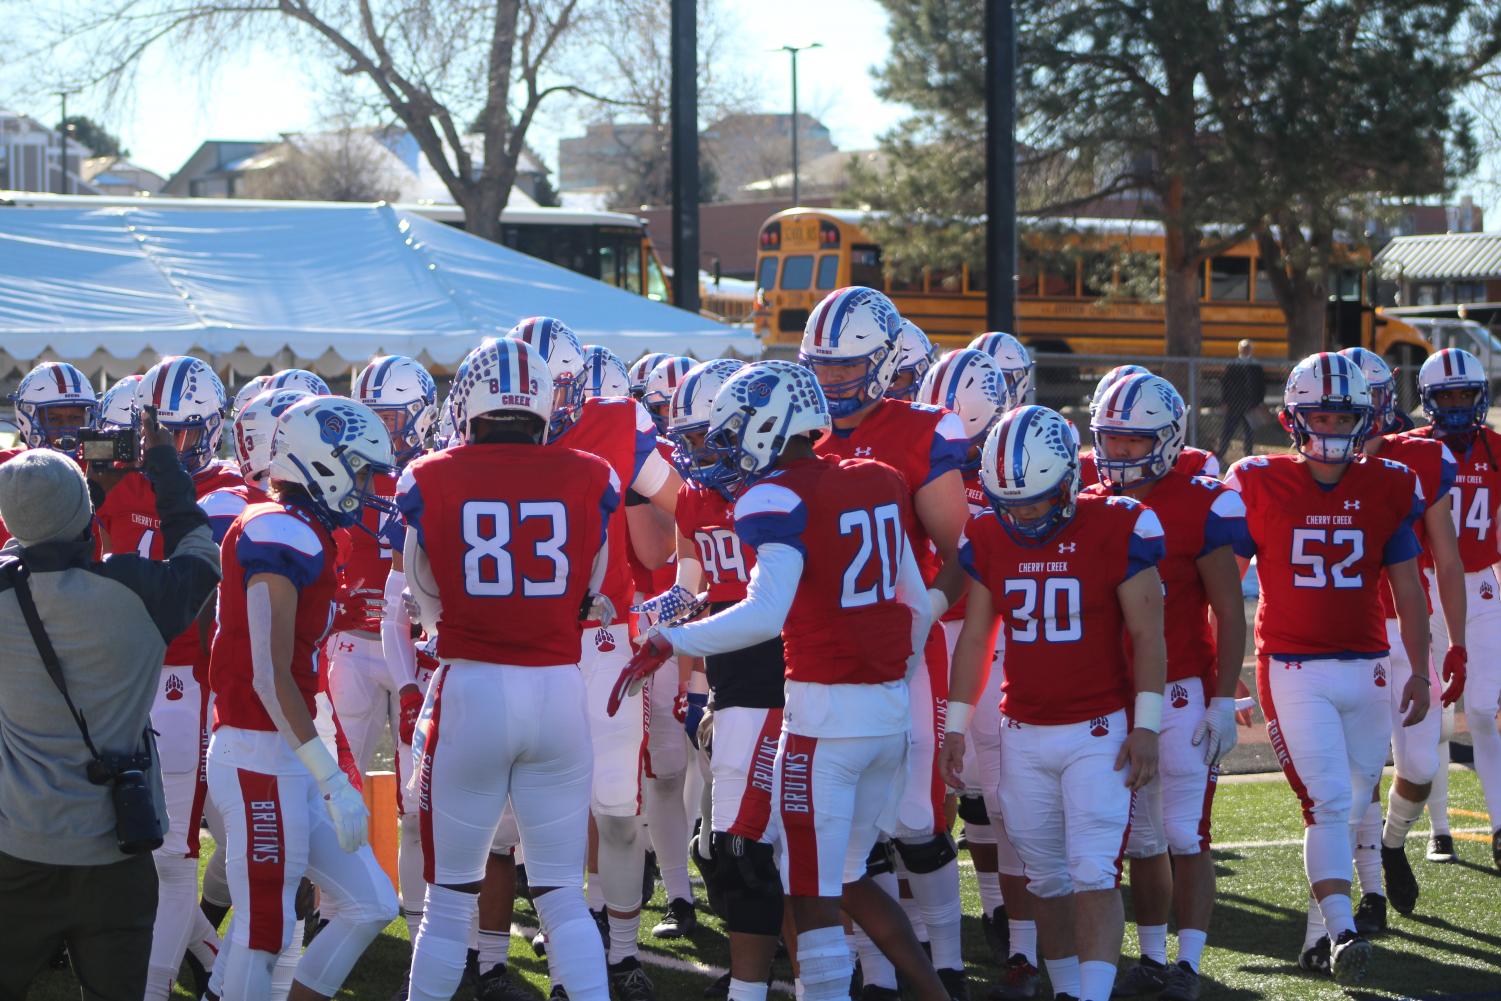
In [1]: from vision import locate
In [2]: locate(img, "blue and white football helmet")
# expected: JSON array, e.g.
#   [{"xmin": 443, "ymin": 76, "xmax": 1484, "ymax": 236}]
[
  {"xmin": 451, "ymin": 339, "xmax": 555, "ymax": 443},
  {"xmin": 1282, "ymin": 352, "xmax": 1372, "ymax": 464},
  {"xmin": 980, "ymin": 404, "xmax": 1080, "ymax": 544},
  {"xmin": 629, "ymin": 352, "xmax": 674, "ymax": 399},
  {"xmin": 1418, "ymin": 347, "xmax": 1488, "ymax": 432},
  {"xmin": 1090, "ymin": 372, "xmax": 1185, "ymax": 489},
  {"xmin": 889, "ymin": 319, "xmax": 937, "ymax": 401},
  {"xmin": 11, "ymin": 361, "xmax": 97, "ymax": 451},
  {"xmin": 136, "ymin": 356, "xmax": 227, "ymax": 474},
  {"xmin": 267, "ymin": 368, "xmax": 331, "ymax": 396},
  {"xmin": 643, "ymin": 356, "xmax": 695, "ymax": 433},
  {"xmin": 354, "ymin": 355, "xmax": 437, "ymax": 464},
  {"xmin": 581, "ymin": 346, "xmax": 632, "ymax": 400},
  {"xmin": 505, "ymin": 316, "xmax": 586, "ymax": 436},
  {"xmin": 96, "ymin": 375, "xmax": 144, "ymax": 432},
  {"xmin": 667, "ymin": 358, "xmax": 746, "ymax": 489},
  {"xmin": 1338, "ymin": 346, "xmax": 1398, "ymax": 433},
  {"xmin": 917, "ymin": 349, "xmax": 1013, "ymax": 473},
  {"xmin": 703, "ymin": 361, "xmax": 830, "ymax": 495},
  {"xmin": 231, "ymin": 375, "xmax": 273, "ymax": 418},
  {"xmin": 798, "ymin": 286, "xmax": 903, "ymax": 418},
  {"xmin": 268, "ymin": 396, "xmax": 395, "ymax": 529},
  {"xmin": 969, "ymin": 331, "xmax": 1034, "ymax": 403},
  {"xmin": 234, "ymin": 388, "xmax": 311, "ymax": 488}
]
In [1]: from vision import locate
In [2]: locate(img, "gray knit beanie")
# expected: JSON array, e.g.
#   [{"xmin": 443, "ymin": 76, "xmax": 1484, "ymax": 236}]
[{"xmin": 0, "ymin": 449, "xmax": 93, "ymax": 548}]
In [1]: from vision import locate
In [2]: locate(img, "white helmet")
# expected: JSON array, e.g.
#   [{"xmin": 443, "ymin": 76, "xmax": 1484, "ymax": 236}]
[
  {"xmin": 1417, "ymin": 347, "xmax": 1488, "ymax": 432},
  {"xmin": 11, "ymin": 361, "xmax": 97, "ymax": 451},
  {"xmin": 889, "ymin": 319, "xmax": 937, "ymax": 401},
  {"xmin": 1090, "ymin": 372, "xmax": 1186, "ymax": 489},
  {"xmin": 136, "ymin": 356, "xmax": 227, "ymax": 473},
  {"xmin": 268, "ymin": 396, "xmax": 395, "ymax": 529},
  {"xmin": 97, "ymin": 375, "xmax": 144, "ymax": 431},
  {"xmin": 436, "ymin": 395, "xmax": 458, "ymax": 449},
  {"xmin": 969, "ymin": 331, "xmax": 1033, "ymax": 402},
  {"xmin": 667, "ymin": 358, "xmax": 746, "ymax": 485},
  {"xmin": 1336, "ymin": 347, "xmax": 1398, "ymax": 433},
  {"xmin": 798, "ymin": 286, "xmax": 903, "ymax": 418},
  {"xmin": 504, "ymin": 316, "xmax": 586, "ymax": 435},
  {"xmin": 267, "ymin": 369, "xmax": 331, "ymax": 396},
  {"xmin": 450, "ymin": 338, "xmax": 555, "ymax": 443},
  {"xmin": 629, "ymin": 352, "xmax": 674, "ymax": 399},
  {"xmin": 1088, "ymin": 364, "xmax": 1151, "ymax": 414},
  {"xmin": 581, "ymin": 346, "xmax": 631, "ymax": 399},
  {"xmin": 979, "ymin": 404, "xmax": 1080, "ymax": 544},
  {"xmin": 233, "ymin": 388, "xmax": 311, "ymax": 487},
  {"xmin": 703, "ymin": 361, "xmax": 830, "ymax": 495},
  {"xmin": 1282, "ymin": 352, "xmax": 1371, "ymax": 464},
  {"xmin": 354, "ymin": 355, "xmax": 437, "ymax": 464},
  {"xmin": 917, "ymin": 349, "xmax": 1012, "ymax": 471},
  {"xmin": 231, "ymin": 375, "xmax": 272, "ymax": 417},
  {"xmin": 643, "ymin": 356, "xmax": 696, "ymax": 433}
]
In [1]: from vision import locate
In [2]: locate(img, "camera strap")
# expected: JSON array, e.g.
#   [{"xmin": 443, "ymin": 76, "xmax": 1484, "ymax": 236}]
[{"xmin": 7, "ymin": 561, "xmax": 105, "ymax": 765}]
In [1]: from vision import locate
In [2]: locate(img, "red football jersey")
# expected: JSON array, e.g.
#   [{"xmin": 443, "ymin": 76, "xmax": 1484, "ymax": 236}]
[
  {"xmin": 1404, "ymin": 425, "xmax": 1501, "ymax": 573},
  {"xmin": 201, "ymin": 482, "xmax": 268, "ymax": 545},
  {"xmin": 1374, "ymin": 433, "xmax": 1455, "ymax": 618},
  {"xmin": 675, "ymin": 481, "xmax": 754, "ymax": 603},
  {"xmin": 1084, "ymin": 472, "xmax": 1252, "ymax": 684},
  {"xmin": 211, "ymin": 502, "xmax": 338, "ymax": 732},
  {"xmin": 397, "ymin": 443, "xmax": 619, "ymax": 666},
  {"xmin": 330, "ymin": 470, "xmax": 399, "ymax": 634},
  {"xmin": 814, "ymin": 399, "xmax": 968, "ymax": 581},
  {"xmin": 1077, "ymin": 445, "xmax": 1219, "ymax": 490},
  {"xmin": 1225, "ymin": 454, "xmax": 1424, "ymax": 660},
  {"xmin": 546, "ymin": 397, "xmax": 658, "ymax": 616},
  {"xmin": 734, "ymin": 456, "xmax": 917, "ymax": 685},
  {"xmin": 100, "ymin": 461, "xmax": 244, "ymax": 667},
  {"xmin": 960, "ymin": 492, "xmax": 1165, "ymax": 725}
]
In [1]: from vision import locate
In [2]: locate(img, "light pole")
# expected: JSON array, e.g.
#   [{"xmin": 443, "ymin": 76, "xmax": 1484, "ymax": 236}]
[
  {"xmin": 55, "ymin": 89, "xmax": 79, "ymax": 195},
  {"xmin": 778, "ymin": 42, "xmax": 821, "ymax": 206}
]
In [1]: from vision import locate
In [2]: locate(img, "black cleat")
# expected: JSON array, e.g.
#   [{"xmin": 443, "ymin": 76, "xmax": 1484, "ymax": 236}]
[
  {"xmin": 1158, "ymin": 961, "xmax": 1201, "ymax": 1001},
  {"xmin": 476, "ymin": 964, "xmax": 539, "ymax": 1001},
  {"xmin": 982, "ymin": 907, "xmax": 1009, "ymax": 967},
  {"xmin": 651, "ymin": 897, "xmax": 698, "ymax": 938},
  {"xmin": 608, "ymin": 956, "xmax": 658, "ymax": 1001},
  {"xmin": 514, "ymin": 862, "xmax": 531, "ymax": 901},
  {"xmin": 549, "ymin": 986, "xmax": 569, "ymax": 1001},
  {"xmin": 531, "ymin": 929, "xmax": 547, "ymax": 957},
  {"xmin": 1111, "ymin": 956, "xmax": 1168, "ymax": 996},
  {"xmin": 938, "ymin": 967, "xmax": 970, "ymax": 1000},
  {"xmin": 702, "ymin": 971, "xmax": 730, "ymax": 998},
  {"xmin": 1381, "ymin": 844, "xmax": 1419, "ymax": 914},
  {"xmin": 1331, "ymin": 929, "xmax": 1372, "ymax": 985},
  {"xmin": 1298, "ymin": 935, "xmax": 1331, "ymax": 975},
  {"xmin": 1426, "ymin": 832, "xmax": 1456, "ymax": 862},
  {"xmin": 989, "ymin": 953, "xmax": 1041, "ymax": 999},
  {"xmin": 1354, "ymin": 892, "xmax": 1388, "ymax": 935}
]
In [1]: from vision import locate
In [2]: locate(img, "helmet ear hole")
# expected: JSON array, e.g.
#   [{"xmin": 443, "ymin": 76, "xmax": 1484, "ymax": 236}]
[
  {"xmin": 1278, "ymin": 409, "xmax": 1294, "ymax": 434},
  {"xmin": 311, "ymin": 460, "xmax": 335, "ymax": 478}
]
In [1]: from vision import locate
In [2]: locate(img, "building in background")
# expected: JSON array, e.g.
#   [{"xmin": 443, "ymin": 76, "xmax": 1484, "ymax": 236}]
[
  {"xmin": 0, "ymin": 111, "xmax": 98, "ymax": 195},
  {"xmin": 161, "ymin": 140, "xmax": 274, "ymax": 197},
  {"xmin": 81, "ymin": 156, "xmax": 165, "ymax": 196}
]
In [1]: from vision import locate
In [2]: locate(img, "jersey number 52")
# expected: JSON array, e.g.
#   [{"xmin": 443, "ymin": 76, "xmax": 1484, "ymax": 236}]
[
  {"xmin": 1290, "ymin": 528, "xmax": 1364, "ymax": 589},
  {"xmin": 461, "ymin": 500, "xmax": 570, "ymax": 598}
]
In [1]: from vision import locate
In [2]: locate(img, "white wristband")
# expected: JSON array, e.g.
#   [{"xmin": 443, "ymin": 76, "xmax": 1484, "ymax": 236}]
[
  {"xmin": 1234, "ymin": 696, "xmax": 1256, "ymax": 713},
  {"xmin": 945, "ymin": 701, "xmax": 972, "ymax": 736},
  {"xmin": 295, "ymin": 737, "xmax": 340, "ymax": 785},
  {"xmin": 927, "ymin": 586, "xmax": 950, "ymax": 623},
  {"xmin": 1133, "ymin": 691, "xmax": 1163, "ymax": 733}
]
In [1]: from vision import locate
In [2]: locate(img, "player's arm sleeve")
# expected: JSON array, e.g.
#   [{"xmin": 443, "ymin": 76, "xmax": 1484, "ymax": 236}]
[
  {"xmin": 662, "ymin": 543, "xmax": 802, "ymax": 657},
  {"xmin": 588, "ymin": 468, "xmax": 623, "ymax": 597},
  {"xmin": 923, "ymin": 411, "xmax": 970, "ymax": 484},
  {"xmin": 1383, "ymin": 475, "xmax": 1426, "ymax": 566},
  {"xmin": 894, "ymin": 531, "xmax": 933, "ymax": 682},
  {"xmin": 380, "ymin": 567, "xmax": 418, "ymax": 689},
  {"xmin": 394, "ymin": 466, "xmax": 424, "ymax": 551},
  {"xmin": 628, "ymin": 401, "xmax": 671, "ymax": 497},
  {"xmin": 957, "ymin": 525, "xmax": 985, "ymax": 583},
  {"xmin": 1198, "ymin": 488, "xmax": 1255, "ymax": 559},
  {"xmin": 1124, "ymin": 506, "xmax": 1166, "ymax": 581}
]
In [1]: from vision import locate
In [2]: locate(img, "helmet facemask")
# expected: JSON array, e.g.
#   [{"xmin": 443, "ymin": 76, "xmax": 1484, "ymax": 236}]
[
  {"xmin": 799, "ymin": 345, "xmax": 893, "ymax": 419},
  {"xmin": 1422, "ymin": 382, "xmax": 1488, "ymax": 434},
  {"xmin": 1284, "ymin": 404, "xmax": 1371, "ymax": 464},
  {"xmin": 371, "ymin": 399, "xmax": 431, "ymax": 465},
  {"xmin": 161, "ymin": 413, "xmax": 223, "ymax": 475},
  {"xmin": 990, "ymin": 474, "xmax": 1077, "ymax": 546},
  {"xmin": 20, "ymin": 401, "xmax": 96, "ymax": 452}
]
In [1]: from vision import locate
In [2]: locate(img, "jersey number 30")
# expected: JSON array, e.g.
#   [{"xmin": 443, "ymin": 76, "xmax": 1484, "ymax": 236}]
[{"xmin": 461, "ymin": 500, "xmax": 569, "ymax": 598}]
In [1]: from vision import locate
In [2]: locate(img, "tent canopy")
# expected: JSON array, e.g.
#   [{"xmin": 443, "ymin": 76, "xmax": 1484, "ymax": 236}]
[{"xmin": 0, "ymin": 201, "xmax": 758, "ymax": 377}]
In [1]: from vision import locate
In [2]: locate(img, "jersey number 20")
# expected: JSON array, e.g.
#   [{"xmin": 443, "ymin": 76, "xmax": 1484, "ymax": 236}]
[
  {"xmin": 839, "ymin": 503, "xmax": 904, "ymax": 608},
  {"xmin": 461, "ymin": 500, "xmax": 569, "ymax": 598}
]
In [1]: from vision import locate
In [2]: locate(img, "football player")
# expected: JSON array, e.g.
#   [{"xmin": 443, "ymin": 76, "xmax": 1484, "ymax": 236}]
[
  {"xmin": 887, "ymin": 319, "xmax": 937, "ymax": 402},
  {"xmin": 266, "ymin": 368, "xmax": 332, "ymax": 396},
  {"xmin": 398, "ymin": 338, "xmax": 618, "ymax": 1001},
  {"xmin": 507, "ymin": 317, "xmax": 682, "ymax": 1000},
  {"xmin": 1077, "ymin": 365, "xmax": 1219, "ymax": 488},
  {"xmin": 641, "ymin": 355, "xmax": 695, "ymax": 435},
  {"xmin": 327, "ymin": 355, "xmax": 437, "ymax": 945},
  {"xmin": 801, "ymin": 287, "xmax": 971, "ymax": 999},
  {"xmin": 1340, "ymin": 346, "xmax": 1465, "ymax": 932},
  {"xmin": 1085, "ymin": 373, "xmax": 1252, "ymax": 1000},
  {"xmin": 616, "ymin": 360, "xmax": 949, "ymax": 1001},
  {"xmin": 1223, "ymin": 352, "xmax": 1430, "ymax": 984},
  {"xmin": 1404, "ymin": 347, "xmax": 1499, "ymax": 872},
  {"xmin": 231, "ymin": 374, "xmax": 273, "ymax": 418},
  {"xmin": 206, "ymin": 395, "xmax": 398, "ymax": 999},
  {"xmin": 915, "ymin": 348, "xmax": 1044, "ymax": 997},
  {"xmin": 938, "ymin": 404, "xmax": 1167, "ymax": 1001},
  {"xmin": 629, "ymin": 352, "xmax": 675, "ymax": 400},
  {"xmin": 968, "ymin": 332, "xmax": 1033, "ymax": 405},
  {"xmin": 581, "ymin": 345, "xmax": 633, "ymax": 400},
  {"xmin": 1, "ymin": 361, "xmax": 98, "ymax": 546}
]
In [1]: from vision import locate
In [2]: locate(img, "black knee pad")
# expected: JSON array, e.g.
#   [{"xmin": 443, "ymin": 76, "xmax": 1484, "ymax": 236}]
[
  {"xmin": 690, "ymin": 832, "xmax": 726, "ymax": 918},
  {"xmin": 864, "ymin": 838, "xmax": 896, "ymax": 877},
  {"xmin": 894, "ymin": 833, "xmax": 958, "ymax": 875},
  {"xmin": 712, "ymin": 833, "xmax": 783, "ymax": 936},
  {"xmin": 958, "ymin": 794, "xmax": 990, "ymax": 826}
]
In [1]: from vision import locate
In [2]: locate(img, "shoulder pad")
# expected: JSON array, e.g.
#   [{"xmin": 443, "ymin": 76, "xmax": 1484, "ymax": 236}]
[
  {"xmin": 1189, "ymin": 475, "xmax": 1224, "ymax": 492},
  {"xmin": 1105, "ymin": 494, "xmax": 1142, "ymax": 509},
  {"xmin": 242, "ymin": 508, "xmax": 323, "ymax": 557}
]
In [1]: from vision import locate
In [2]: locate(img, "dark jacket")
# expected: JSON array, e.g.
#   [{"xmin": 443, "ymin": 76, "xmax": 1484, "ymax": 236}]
[
  {"xmin": 1221, "ymin": 359, "xmax": 1267, "ymax": 414},
  {"xmin": 0, "ymin": 445, "xmax": 221, "ymax": 865}
]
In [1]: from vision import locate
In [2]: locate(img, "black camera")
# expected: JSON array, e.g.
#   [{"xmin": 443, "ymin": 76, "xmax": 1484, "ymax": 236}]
[
  {"xmin": 87, "ymin": 747, "xmax": 163, "ymax": 855},
  {"xmin": 78, "ymin": 427, "xmax": 138, "ymax": 465}
]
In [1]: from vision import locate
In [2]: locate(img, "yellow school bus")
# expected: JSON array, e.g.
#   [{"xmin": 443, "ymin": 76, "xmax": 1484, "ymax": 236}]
[{"xmin": 753, "ymin": 208, "xmax": 1431, "ymax": 367}]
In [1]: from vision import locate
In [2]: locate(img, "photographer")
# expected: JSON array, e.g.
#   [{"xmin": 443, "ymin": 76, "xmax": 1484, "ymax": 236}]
[{"xmin": 0, "ymin": 407, "xmax": 221, "ymax": 1000}]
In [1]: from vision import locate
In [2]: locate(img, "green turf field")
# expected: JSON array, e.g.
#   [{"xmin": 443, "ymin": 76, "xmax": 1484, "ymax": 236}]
[{"xmin": 28, "ymin": 768, "xmax": 1500, "ymax": 1000}]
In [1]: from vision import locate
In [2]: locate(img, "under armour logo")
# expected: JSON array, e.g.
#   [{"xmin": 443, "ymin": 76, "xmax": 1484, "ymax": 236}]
[
  {"xmin": 854, "ymin": 446, "xmax": 874, "ymax": 457},
  {"xmin": 1059, "ymin": 542, "xmax": 1076, "ymax": 553},
  {"xmin": 1344, "ymin": 500, "xmax": 1360, "ymax": 510}
]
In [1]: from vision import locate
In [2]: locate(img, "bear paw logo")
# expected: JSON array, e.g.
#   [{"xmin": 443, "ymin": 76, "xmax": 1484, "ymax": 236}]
[
  {"xmin": 1089, "ymin": 716, "xmax": 1110, "ymax": 737},
  {"xmin": 594, "ymin": 628, "xmax": 616, "ymax": 653},
  {"xmin": 1170, "ymin": 683, "xmax": 1190, "ymax": 709},
  {"xmin": 1373, "ymin": 664, "xmax": 1388, "ymax": 688},
  {"xmin": 164, "ymin": 674, "xmax": 185, "ymax": 702},
  {"xmin": 1482, "ymin": 580, "xmax": 1495, "ymax": 601}
]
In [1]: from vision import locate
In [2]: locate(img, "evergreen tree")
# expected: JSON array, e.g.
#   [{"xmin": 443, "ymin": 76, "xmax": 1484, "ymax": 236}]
[{"xmin": 56, "ymin": 115, "xmax": 128, "ymax": 158}]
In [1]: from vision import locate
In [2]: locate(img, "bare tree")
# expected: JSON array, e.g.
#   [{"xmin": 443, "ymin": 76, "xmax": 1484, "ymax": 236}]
[
  {"xmin": 23, "ymin": 0, "xmax": 625, "ymax": 239},
  {"xmin": 240, "ymin": 130, "xmax": 405, "ymax": 202}
]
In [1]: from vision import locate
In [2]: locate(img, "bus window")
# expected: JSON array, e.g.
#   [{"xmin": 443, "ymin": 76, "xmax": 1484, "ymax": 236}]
[
  {"xmin": 1334, "ymin": 269, "xmax": 1362, "ymax": 301},
  {"xmin": 1253, "ymin": 260, "xmax": 1277, "ymax": 302},
  {"xmin": 1081, "ymin": 254, "xmax": 1114, "ymax": 297},
  {"xmin": 966, "ymin": 264, "xmax": 985, "ymax": 293},
  {"xmin": 1210, "ymin": 257, "xmax": 1250, "ymax": 301},
  {"xmin": 1041, "ymin": 263, "xmax": 1074, "ymax": 298},
  {"xmin": 598, "ymin": 235, "xmax": 642, "ymax": 294},
  {"xmin": 1017, "ymin": 255, "xmax": 1040, "ymax": 297},
  {"xmin": 757, "ymin": 256, "xmax": 779, "ymax": 294},
  {"xmin": 887, "ymin": 269, "xmax": 923, "ymax": 293},
  {"xmin": 781, "ymin": 255, "xmax": 815, "ymax": 290},
  {"xmin": 851, "ymin": 245, "xmax": 883, "ymax": 288},
  {"xmin": 929, "ymin": 268, "xmax": 963, "ymax": 294},
  {"xmin": 646, "ymin": 252, "xmax": 669, "ymax": 302},
  {"xmin": 816, "ymin": 254, "xmax": 840, "ymax": 289}
]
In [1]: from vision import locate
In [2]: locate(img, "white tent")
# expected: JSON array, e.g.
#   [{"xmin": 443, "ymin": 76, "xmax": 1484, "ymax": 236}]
[{"xmin": 0, "ymin": 201, "xmax": 758, "ymax": 381}]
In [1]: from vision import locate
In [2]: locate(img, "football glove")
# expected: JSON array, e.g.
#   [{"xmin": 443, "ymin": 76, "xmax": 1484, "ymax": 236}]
[
  {"xmin": 631, "ymin": 584, "xmax": 708, "ymax": 633},
  {"xmin": 398, "ymin": 686, "xmax": 424, "ymax": 746},
  {"xmin": 681, "ymin": 691, "xmax": 709, "ymax": 748},
  {"xmin": 581, "ymin": 591, "xmax": 617, "ymax": 626},
  {"xmin": 296, "ymin": 738, "xmax": 369, "ymax": 853},
  {"xmin": 1441, "ymin": 644, "xmax": 1467, "ymax": 707},
  {"xmin": 1191, "ymin": 697, "xmax": 1238, "ymax": 766},
  {"xmin": 401, "ymin": 588, "xmax": 423, "ymax": 623},
  {"xmin": 340, "ymin": 587, "xmax": 386, "ymax": 628},
  {"xmin": 607, "ymin": 632, "xmax": 674, "ymax": 717}
]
